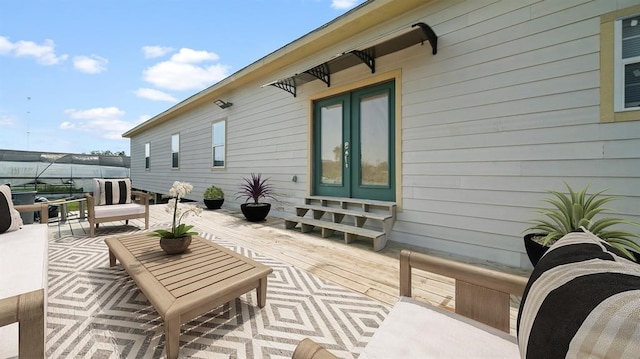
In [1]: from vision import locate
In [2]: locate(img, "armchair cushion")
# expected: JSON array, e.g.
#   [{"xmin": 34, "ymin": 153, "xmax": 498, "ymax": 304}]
[
  {"xmin": 361, "ymin": 297, "xmax": 518, "ymax": 359},
  {"xmin": 94, "ymin": 178, "xmax": 132, "ymax": 205},
  {"xmin": 0, "ymin": 184, "xmax": 23, "ymax": 233},
  {"xmin": 517, "ymin": 230, "xmax": 640, "ymax": 358},
  {"xmin": 94, "ymin": 203, "xmax": 146, "ymax": 218}
]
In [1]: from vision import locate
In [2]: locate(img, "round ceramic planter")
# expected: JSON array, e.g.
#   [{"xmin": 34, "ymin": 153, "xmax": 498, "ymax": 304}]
[
  {"xmin": 240, "ymin": 203, "xmax": 271, "ymax": 222},
  {"xmin": 204, "ymin": 198, "xmax": 224, "ymax": 210},
  {"xmin": 160, "ymin": 235, "xmax": 192, "ymax": 255}
]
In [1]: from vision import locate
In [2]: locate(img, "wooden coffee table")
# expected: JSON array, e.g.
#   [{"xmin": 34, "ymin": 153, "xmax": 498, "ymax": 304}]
[{"xmin": 105, "ymin": 233, "xmax": 273, "ymax": 359}]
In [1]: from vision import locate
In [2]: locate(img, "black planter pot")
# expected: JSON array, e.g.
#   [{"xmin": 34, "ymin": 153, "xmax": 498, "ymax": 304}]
[
  {"xmin": 204, "ymin": 198, "xmax": 224, "ymax": 210},
  {"xmin": 240, "ymin": 203, "xmax": 271, "ymax": 222},
  {"xmin": 524, "ymin": 233, "xmax": 550, "ymax": 267}
]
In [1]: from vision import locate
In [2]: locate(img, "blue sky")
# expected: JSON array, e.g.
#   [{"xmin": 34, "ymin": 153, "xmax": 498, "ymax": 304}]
[{"xmin": 0, "ymin": 0, "xmax": 364, "ymax": 155}]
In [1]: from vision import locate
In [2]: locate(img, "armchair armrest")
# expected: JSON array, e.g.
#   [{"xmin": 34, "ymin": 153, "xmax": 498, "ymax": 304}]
[
  {"xmin": 131, "ymin": 190, "xmax": 150, "ymax": 207},
  {"xmin": 292, "ymin": 338, "xmax": 338, "ymax": 359},
  {"xmin": 400, "ymin": 250, "xmax": 528, "ymax": 332},
  {"xmin": 14, "ymin": 202, "xmax": 49, "ymax": 223}
]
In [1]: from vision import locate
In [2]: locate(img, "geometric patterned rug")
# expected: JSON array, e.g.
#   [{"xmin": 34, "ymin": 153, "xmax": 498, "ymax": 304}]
[{"xmin": 46, "ymin": 226, "xmax": 390, "ymax": 358}]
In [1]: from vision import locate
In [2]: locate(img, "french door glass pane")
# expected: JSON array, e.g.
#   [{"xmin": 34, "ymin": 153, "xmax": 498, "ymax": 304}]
[
  {"xmin": 320, "ymin": 104, "xmax": 343, "ymax": 185},
  {"xmin": 360, "ymin": 93, "xmax": 389, "ymax": 186}
]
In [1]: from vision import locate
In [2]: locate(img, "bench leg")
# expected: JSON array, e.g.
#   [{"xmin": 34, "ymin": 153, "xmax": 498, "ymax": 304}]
[
  {"xmin": 165, "ymin": 317, "xmax": 180, "ymax": 359},
  {"xmin": 257, "ymin": 277, "xmax": 268, "ymax": 308}
]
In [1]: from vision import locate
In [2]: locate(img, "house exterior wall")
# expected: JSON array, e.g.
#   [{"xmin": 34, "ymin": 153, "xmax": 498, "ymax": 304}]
[{"xmin": 129, "ymin": 0, "xmax": 640, "ymax": 269}]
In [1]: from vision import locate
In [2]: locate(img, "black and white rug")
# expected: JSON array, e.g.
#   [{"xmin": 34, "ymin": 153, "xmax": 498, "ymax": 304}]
[{"xmin": 45, "ymin": 227, "xmax": 390, "ymax": 358}]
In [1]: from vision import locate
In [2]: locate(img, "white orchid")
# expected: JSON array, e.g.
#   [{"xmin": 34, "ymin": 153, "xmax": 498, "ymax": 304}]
[{"xmin": 150, "ymin": 181, "xmax": 202, "ymax": 239}]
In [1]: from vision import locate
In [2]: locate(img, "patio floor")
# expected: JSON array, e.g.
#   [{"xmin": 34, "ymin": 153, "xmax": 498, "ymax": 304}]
[{"xmin": 44, "ymin": 204, "xmax": 529, "ymax": 357}]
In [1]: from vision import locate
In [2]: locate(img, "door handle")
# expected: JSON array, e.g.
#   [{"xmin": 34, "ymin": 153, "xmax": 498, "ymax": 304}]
[{"xmin": 344, "ymin": 141, "xmax": 349, "ymax": 168}]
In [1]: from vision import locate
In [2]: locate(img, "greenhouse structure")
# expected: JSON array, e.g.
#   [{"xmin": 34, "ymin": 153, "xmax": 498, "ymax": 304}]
[{"xmin": 0, "ymin": 149, "xmax": 130, "ymax": 200}]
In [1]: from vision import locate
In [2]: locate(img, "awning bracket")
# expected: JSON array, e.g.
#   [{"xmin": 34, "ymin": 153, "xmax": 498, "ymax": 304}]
[
  {"xmin": 304, "ymin": 63, "xmax": 331, "ymax": 87},
  {"xmin": 351, "ymin": 49, "xmax": 375, "ymax": 73},
  {"xmin": 270, "ymin": 77, "xmax": 297, "ymax": 97},
  {"xmin": 412, "ymin": 22, "xmax": 438, "ymax": 55}
]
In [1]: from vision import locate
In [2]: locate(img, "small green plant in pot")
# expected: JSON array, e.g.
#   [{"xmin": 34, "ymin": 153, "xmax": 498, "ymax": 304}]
[
  {"xmin": 524, "ymin": 182, "xmax": 640, "ymax": 264},
  {"xmin": 203, "ymin": 185, "xmax": 224, "ymax": 210},
  {"xmin": 236, "ymin": 173, "xmax": 276, "ymax": 222}
]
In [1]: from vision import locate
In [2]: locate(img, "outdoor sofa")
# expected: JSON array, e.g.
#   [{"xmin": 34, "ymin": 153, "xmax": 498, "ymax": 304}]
[
  {"xmin": 0, "ymin": 184, "xmax": 49, "ymax": 358},
  {"xmin": 294, "ymin": 230, "xmax": 640, "ymax": 358}
]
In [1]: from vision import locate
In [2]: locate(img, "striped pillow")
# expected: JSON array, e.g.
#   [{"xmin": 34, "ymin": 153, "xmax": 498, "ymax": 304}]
[
  {"xmin": 0, "ymin": 184, "xmax": 23, "ymax": 233},
  {"xmin": 517, "ymin": 230, "xmax": 640, "ymax": 358},
  {"xmin": 96, "ymin": 179, "xmax": 132, "ymax": 205}
]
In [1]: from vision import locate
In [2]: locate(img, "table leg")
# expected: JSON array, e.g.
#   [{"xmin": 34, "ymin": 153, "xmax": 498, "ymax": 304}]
[
  {"xmin": 61, "ymin": 203, "xmax": 68, "ymax": 222},
  {"xmin": 165, "ymin": 317, "xmax": 180, "ymax": 359},
  {"xmin": 109, "ymin": 250, "xmax": 116, "ymax": 267},
  {"xmin": 258, "ymin": 277, "xmax": 268, "ymax": 308}
]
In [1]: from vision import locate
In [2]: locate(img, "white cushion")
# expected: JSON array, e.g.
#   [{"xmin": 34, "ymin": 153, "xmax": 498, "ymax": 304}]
[
  {"xmin": 360, "ymin": 297, "xmax": 519, "ymax": 359},
  {"xmin": 0, "ymin": 223, "xmax": 48, "ymax": 358},
  {"xmin": 94, "ymin": 203, "xmax": 146, "ymax": 218}
]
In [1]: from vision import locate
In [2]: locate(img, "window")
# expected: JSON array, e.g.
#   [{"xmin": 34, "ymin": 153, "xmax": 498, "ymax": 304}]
[
  {"xmin": 600, "ymin": 5, "xmax": 640, "ymax": 122},
  {"xmin": 145, "ymin": 142, "xmax": 150, "ymax": 169},
  {"xmin": 212, "ymin": 120, "xmax": 225, "ymax": 167},
  {"xmin": 171, "ymin": 134, "xmax": 179, "ymax": 168},
  {"xmin": 615, "ymin": 14, "xmax": 640, "ymax": 110}
]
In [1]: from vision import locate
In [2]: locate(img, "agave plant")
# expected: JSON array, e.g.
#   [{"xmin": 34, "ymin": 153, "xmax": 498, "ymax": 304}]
[
  {"xmin": 235, "ymin": 173, "xmax": 276, "ymax": 205},
  {"xmin": 525, "ymin": 182, "xmax": 640, "ymax": 259}
]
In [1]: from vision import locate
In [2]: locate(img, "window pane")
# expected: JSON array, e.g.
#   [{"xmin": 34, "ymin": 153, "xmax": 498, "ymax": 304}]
[
  {"xmin": 622, "ymin": 16, "xmax": 640, "ymax": 58},
  {"xmin": 213, "ymin": 121, "xmax": 225, "ymax": 146},
  {"xmin": 360, "ymin": 93, "xmax": 389, "ymax": 186},
  {"xmin": 145, "ymin": 143, "xmax": 150, "ymax": 169},
  {"xmin": 625, "ymin": 62, "xmax": 640, "ymax": 108},
  {"xmin": 172, "ymin": 153, "xmax": 179, "ymax": 168},
  {"xmin": 171, "ymin": 134, "xmax": 179, "ymax": 168},
  {"xmin": 213, "ymin": 146, "xmax": 225, "ymax": 167},
  {"xmin": 320, "ymin": 104, "xmax": 342, "ymax": 185},
  {"xmin": 171, "ymin": 134, "xmax": 179, "ymax": 152}
]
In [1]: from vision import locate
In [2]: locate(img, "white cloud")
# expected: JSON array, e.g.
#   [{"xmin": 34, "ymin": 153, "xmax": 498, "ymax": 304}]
[
  {"xmin": 0, "ymin": 36, "xmax": 68, "ymax": 65},
  {"xmin": 61, "ymin": 107, "xmax": 134, "ymax": 140},
  {"xmin": 73, "ymin": 55, "xmax": 108, "ymax": 74},
  {"xmin": 142, "ymin": 45, "xmax": 174, "ymax": 59},
  {"xmin": 135, "ymin": 88, "xmax": 178, "ymax": 102},
  {"xmin": 142, "ymin": 47, "xmax": 231, "ymax": 91},
  {"xmin": 170, "ymin": 48, "xmax": 219, "ymax": 64},
  {"xmin": 331, "ymin": 0, "xmax": 360, "ymax": 10},
  {"xmin": 0, "ymin": 115, "xmax": 16, "ymax": 126}
]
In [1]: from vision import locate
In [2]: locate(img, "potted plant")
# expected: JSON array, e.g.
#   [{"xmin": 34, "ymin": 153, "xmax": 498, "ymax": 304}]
[
  {"xmin": 149, "ymin": 181, "xmax": 203, "ymax": 254},
  {"xmin": 203, "ymin": 185, "xmax": 224, "ymax": 210},
  {"xmin": 524, "ymin": 182, "xmax": 640, "ymax": 265},
  {"xmin": 236, "ymin": 173, "xmax": 276, "ymax": 222}
]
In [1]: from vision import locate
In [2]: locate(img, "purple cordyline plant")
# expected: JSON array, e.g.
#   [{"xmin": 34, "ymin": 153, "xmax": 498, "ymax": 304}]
[{"xmin": 235, "ymin": 173, "xmax": 276, "ymax": 205}]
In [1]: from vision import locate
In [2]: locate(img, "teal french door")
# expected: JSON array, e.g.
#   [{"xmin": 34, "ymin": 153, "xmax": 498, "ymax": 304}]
[{"xmin": 313, "ymin": 81, "xmax": 395, "ymax": 201}]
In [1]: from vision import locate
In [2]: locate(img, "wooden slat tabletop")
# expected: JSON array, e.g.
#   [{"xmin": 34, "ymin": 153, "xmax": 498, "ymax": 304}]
[{"xmin": 105, "ymin": 233, "xmax": 273, "ymax": 319}]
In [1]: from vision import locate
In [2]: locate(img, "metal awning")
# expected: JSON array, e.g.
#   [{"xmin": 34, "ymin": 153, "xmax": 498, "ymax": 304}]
[{"xmin": 262, "ymin": 22, "xmax": 437, "ymax": 97}]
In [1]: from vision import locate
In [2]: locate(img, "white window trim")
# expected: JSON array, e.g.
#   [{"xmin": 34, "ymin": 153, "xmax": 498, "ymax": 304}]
[
  {"xmin": 144, "ymin": 142, "xmax": 150, "ymax": 170},
  {"xmin": 171, "ymin": 133, "xmax": 180, "ymax": 169},
  {"xmin": 614, "ymin": 14, "xmax": 640, "ymax": 112},
  {"xmin": 211, "ymin": 120, "xmax": 226, "ymax": 169}
]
